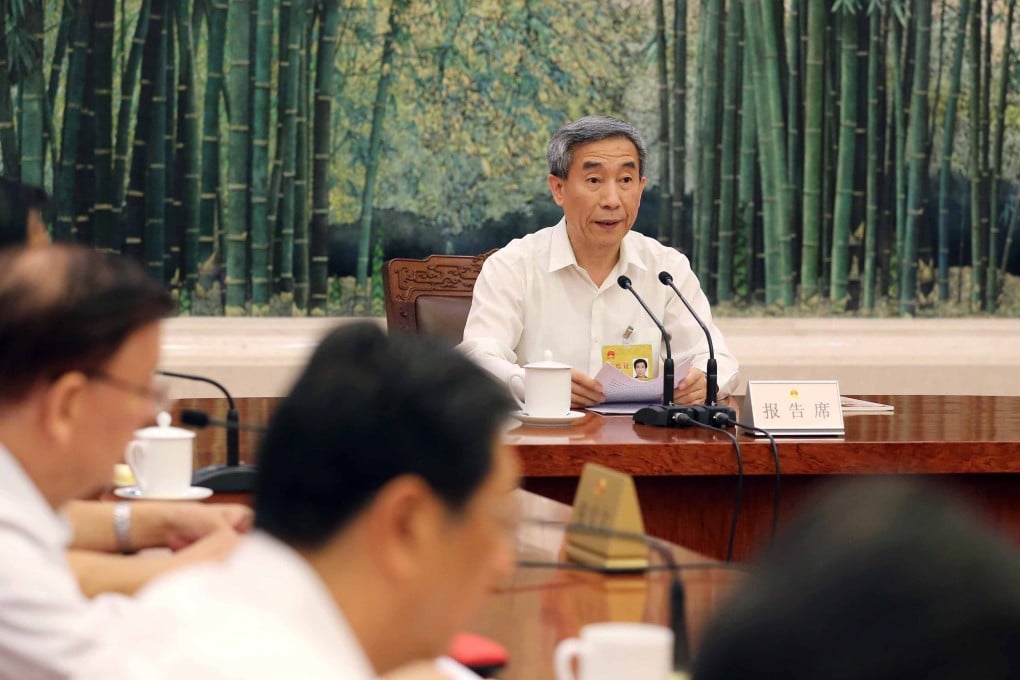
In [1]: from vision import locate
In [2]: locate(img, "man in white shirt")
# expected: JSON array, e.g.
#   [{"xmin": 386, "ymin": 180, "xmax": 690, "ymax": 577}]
[
  {"xmin": 460, "ymin": 115, "xmax": 738, "ymax": 408},
  {"xmin": 0, "ymin": 245, "xmax": 246, "ymax": 679},
  {"xmin": 0, "ymin": 183, "xmax": 253, "ymax": 601},
  {"xmin": 122, "ymin": 323, "xmax": 520, "ymax": 679}
]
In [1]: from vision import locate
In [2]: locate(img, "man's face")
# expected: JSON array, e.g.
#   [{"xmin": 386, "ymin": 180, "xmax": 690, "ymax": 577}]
[
  {"xmin": 635, "ymin": 362, "xmax": 647, "ymax": 378},
  {"xmin": 69, "ymin": 322, "xmax": 162, "ymax": 496},
  {"xmin": 548, "ymin": 136, "xmax": 646, "ymax": 258},
  {"xmin": 412, "ymin": 441, "xmax": 521, "ymax": 658}
]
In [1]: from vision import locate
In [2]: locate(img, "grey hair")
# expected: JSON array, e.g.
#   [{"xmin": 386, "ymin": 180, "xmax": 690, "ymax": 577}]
[{"xmin": 547, "ymin": 116, "xmax": 648, "ymax": 179}]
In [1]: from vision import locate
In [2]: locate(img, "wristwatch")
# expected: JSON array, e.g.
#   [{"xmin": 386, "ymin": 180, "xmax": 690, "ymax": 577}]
[{"xmin": 113, "ymin": 501, "xmax": 134, "ymax": 554}]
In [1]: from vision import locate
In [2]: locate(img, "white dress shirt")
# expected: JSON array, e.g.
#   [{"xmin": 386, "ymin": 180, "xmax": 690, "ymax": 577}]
[
  {"xmin": 0, "ymin": 443, "xmax": 130, "ymax": 680},
  {"xmin": 460, "ymin": 219, "xmax": 739, "ymax": 396},
  {"xmin": 117, "ymin": 531, "xmax": 378, "ymax": 680}
]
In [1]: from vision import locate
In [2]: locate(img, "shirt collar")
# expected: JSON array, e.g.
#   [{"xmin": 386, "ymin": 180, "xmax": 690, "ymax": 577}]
[
  {"xmin": 618, "ymin": 232, "xmax": 648, "ymax": 274},
  {"xmin": 0, "ymin": 441, "xmax": 73, "ymax": 550},
  {"xmin": 548, "ymin": 218, "xmax": 578, "ymax": 272},
  {"xmin": 548, "ymin": 218, "xmax": 649, "ymax": 276}
]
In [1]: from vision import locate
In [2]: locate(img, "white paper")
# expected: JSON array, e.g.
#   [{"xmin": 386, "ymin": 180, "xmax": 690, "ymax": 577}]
[
  {"xmin": 587, "ymin": 402, "xmax": 653, "ymax": 415},
  {"xmin": 840, "ymin": 396, "xmax": 895, "ymax": 413},
  {"xmin": 593, "ymin": 357, "xmax": 694, "ymax": 404}
]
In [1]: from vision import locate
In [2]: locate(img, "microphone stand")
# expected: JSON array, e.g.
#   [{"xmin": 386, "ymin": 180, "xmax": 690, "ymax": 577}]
[
  {"xmin": 157, "ymin": 370, "xmax": 258, "ymax": 493},
  {"xmin": 657, "ymin": 272, "xmax": 736, "ymax": 427}
]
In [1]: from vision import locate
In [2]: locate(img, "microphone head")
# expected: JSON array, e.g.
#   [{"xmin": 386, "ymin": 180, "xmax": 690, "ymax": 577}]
[
  {"xmin": 658, "ymin": 271, "xmax": 673, "ymax": 285},
  {"xmin": 180, "ymin": 409, "xmax": 212, "ymax": 428},
  {"xmin": 617, "ymin": 275, "xmax": 632, "ymax": 290}
]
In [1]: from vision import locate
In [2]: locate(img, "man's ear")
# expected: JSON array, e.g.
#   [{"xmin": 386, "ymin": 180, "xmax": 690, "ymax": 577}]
[
  {"xmin": 548, "ymin": 174, "xmax": 565, "ymax": 206},
  {"xmin": 39, "ymin": 372, "xmax": 88, "ymax": 448},
  {"xmin": 364, "ymin": 475, "xmax": 443, "ymax": 584}
]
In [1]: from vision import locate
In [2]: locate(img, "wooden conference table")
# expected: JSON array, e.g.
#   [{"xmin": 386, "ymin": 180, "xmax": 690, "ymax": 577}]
[{"xmin": 177, "ymin": 394, "xmax": 1020, "ymax": 562}]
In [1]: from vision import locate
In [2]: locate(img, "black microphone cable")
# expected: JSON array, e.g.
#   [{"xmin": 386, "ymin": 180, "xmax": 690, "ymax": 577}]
[
  {"xmin": 715, "ymin": 414, "xmax": 781, "ymax": 545},
  {"xmin": 157, "ymin": 371, "xmax": 257, "ymax": 493},
  {"xmin": 673, "ymin": 412, "xmax": 743, "ymax": 562},
  {"xmin": 157, "ymin": 369, "xmax": 240, "ymax": 467}
]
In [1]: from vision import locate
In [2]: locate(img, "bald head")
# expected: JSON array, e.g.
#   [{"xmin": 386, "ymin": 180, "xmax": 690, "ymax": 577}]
[{"xmin": 0, "ymin": 245, "xmax": 173, "ymax": 406}]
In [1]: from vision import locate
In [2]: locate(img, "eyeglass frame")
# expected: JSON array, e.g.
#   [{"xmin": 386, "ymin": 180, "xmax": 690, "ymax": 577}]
[{"xmin": 86, "ymin": 369, "xmax": 172, "ymax": 413}]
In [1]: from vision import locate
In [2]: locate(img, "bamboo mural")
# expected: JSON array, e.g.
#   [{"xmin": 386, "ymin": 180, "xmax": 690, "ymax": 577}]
[
  {"xmin": 310, "ymin": 0, "xmax": 340, "ymax": 314},
  {"xmin": 0, "ymin": 0, "xmax": 1017, "ymax": 317},
  {"xmin": 17, "ymin": 2, "xmax": 44, "ymax": 187},
  {"xmin": 670, "ymin": 0, "xmax": 688, "ymax": 251},
  {"xmin": 224, "ymin": 0, "xmax": 251, "ymax": 314}
]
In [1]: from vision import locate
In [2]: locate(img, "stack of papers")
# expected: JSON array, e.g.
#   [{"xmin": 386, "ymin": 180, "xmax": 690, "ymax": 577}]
[{"xmin": 587, "ymin": 358, "xmax": 694, "ymax": 415}]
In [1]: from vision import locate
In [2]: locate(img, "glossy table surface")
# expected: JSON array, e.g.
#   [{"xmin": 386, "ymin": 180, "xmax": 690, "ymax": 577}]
[
  {"xmin": 469, "ymin": 492, "xmax": 743, "ymax": 680},
  {"xmin": 178, "ymin": 395, "xmax": 1020, "ymax": 472},
  {"xmin": 505, "ymin": 395, "xmax": 1020, "ymax": 477},
  {"xmin": 174, "ymin": 395, "xmax": 1020, "ymax": 560}
]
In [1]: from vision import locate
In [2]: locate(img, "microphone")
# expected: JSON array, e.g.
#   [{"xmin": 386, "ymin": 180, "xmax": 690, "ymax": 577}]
[
  {"xmin": 617, "ymin": 275, "xmax": 704, "ymax": 428},
  {"xmin": 617, "ymin": 275, "xmax": 674, "ymax": 408},
  {"xmin": 157, "ymin": 370, "xmax": 258, "ymax": 492},
  {"xmin": 180, "ymin": 408, "xmax": 268, "ymax": 433},
  {"xmin": 656, "ymin": 271, "xmax": 736, "ymax": 427}
]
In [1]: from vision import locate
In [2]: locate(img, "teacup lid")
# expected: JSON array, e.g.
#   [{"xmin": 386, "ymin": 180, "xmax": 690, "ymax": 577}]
[
  {"xmin": 523, "ymin": 349, "xmax": 571, "ymax": 370},
  {"xmin": 133, "ymin": 411, "xmax": 196, "ymax": 440}
]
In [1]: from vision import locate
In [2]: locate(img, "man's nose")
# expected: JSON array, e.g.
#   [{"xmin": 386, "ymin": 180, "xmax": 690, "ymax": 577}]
[{"xmin": 600, "ymin": 182, "xmax": 622, "ymax": 208}]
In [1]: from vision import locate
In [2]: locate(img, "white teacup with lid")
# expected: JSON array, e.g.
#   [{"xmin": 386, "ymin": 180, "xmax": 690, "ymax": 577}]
[
  {"xmin": 125, "ymin": 411, "xmax": 196, "ymax": 497},
  {"xmin": 508, "ymin": 350, "xmax": 572, "ymax": 418},
  {"xmin": 555, "ymin": 622, "xmax": 674, "ymax": 680}
]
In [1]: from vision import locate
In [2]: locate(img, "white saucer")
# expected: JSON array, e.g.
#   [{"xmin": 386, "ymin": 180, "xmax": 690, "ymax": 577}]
[
  {"xmin": 511, "ymin": 410, "xmax": 586, "ymax": 426},
  {"xmin": 113, "ymin": 486, "xmax": 213, "ymax": 501}
]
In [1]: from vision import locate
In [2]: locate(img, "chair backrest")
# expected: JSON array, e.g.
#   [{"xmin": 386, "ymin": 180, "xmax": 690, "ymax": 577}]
[{"xmin": 382, "ymin": 251, "xmax": 496, "ymax": 345}]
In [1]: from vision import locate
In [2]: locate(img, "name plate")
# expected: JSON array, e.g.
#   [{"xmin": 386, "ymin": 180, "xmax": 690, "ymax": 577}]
[
  {"xmin": 745, "ymin": 380, "xmax": 845, "ymax": 436},
  {"xmin": 565, "ymin": 463, "xmax": 649, "ymax": 571}
]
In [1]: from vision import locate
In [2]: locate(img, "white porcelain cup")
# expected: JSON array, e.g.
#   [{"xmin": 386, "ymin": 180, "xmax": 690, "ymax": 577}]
[
  {"xmin": 125, "ymin": 412, "xmax": 196, "ymax": 497},
  {"xmin": 508, "ymin": 351, "xmax": 572, "ymax": 418},
  {"xmin": 554, "ymin": 622, "xmax": 673, "ymax": 680}
]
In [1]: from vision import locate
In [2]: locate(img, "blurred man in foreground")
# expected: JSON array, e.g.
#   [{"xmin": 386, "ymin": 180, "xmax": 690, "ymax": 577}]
[
  {"xmin": 121, "ymin": 323, "xmax": 520, "ymax": 678},
  {"xmin": 694, "ymin": 478, "xmax": 1020, "ymax": 679},
  {"xmin": 0, "ymin": 245, "xmax": 246, "ymax": 678},
  {"xmin": 0, "ymin": 180, "xmax": 252, "ymax": 601}
]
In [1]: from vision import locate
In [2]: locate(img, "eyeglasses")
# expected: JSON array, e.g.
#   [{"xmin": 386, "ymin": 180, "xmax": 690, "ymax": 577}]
[{"xmin": 87, "ymin": 370, "xmax": 173, "ymax": 414}]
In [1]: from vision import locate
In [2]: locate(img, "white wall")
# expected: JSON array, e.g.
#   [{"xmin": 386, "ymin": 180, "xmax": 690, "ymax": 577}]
[{"xmin": 158, "ymin": 317, "xmax": 1020, "ymax": 398}]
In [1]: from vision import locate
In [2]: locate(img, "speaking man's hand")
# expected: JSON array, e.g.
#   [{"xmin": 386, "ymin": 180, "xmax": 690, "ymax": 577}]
[{"xmin": 570, "ymin": 369, "xmax": 604, "ymax": 409}]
